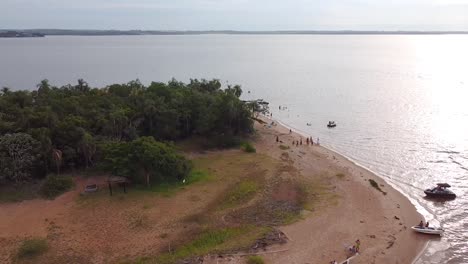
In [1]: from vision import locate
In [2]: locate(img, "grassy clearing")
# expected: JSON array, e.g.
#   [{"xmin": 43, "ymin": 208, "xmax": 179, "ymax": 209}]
[
  {"xmin": 221, "ymin": 180, "xmax": 259, "ymax": 209},
  {"xmin": 247, "ymin": 255, "xmax": 265, "ymax": 264},
  {"xmin": 369, "ymin": 179, "xmax": 387, "ymax": 195},
  {"xmin": 16, "ymin": 238, "xmax": 48, "ymax": 259},
  {"xmin": 279, "ymin": 145, "xmax": 290, "ymax": 150},
  {"xmin": 139, "ymin": 170, "xmax": 212, "ymax": 195},
  {"xmin": 137, "ymin": 226, "xmax": 269, "ymax": 264}
]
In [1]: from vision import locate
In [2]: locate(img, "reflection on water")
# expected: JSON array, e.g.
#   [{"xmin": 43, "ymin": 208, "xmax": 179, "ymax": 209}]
[{"xmin": 1, "ymin": 34, "xmax": 468, "ymax": 263}]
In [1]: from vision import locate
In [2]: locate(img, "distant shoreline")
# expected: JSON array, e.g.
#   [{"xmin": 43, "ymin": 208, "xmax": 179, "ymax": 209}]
[{"xmin": 2, "ymin": 29, "xmax": 468, "ymax": 37}]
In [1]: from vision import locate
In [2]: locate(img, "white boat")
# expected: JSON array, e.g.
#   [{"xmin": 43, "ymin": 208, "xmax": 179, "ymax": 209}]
[{"xmin": 411, "ymin": 226, "xmax": 444, "ymax": 236}]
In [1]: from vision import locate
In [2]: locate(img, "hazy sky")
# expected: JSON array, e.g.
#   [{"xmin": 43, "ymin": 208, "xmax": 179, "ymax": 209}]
[{"xmin": 2, "ymin": 0, "xmax": 468, "ymax": 30}]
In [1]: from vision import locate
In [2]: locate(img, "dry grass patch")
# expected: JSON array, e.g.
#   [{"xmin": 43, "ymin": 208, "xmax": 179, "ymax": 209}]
[{"xmin": 16, "ymin": 238, "xmax": 48, "ymax": 259}]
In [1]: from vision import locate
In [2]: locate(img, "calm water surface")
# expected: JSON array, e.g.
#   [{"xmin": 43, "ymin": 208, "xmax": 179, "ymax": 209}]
[{"xmin": 1, "ymin": 35, "xmax": 468, "ymax": 263}]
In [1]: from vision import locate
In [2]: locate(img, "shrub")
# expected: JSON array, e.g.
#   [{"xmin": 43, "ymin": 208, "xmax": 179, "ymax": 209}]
[
  {"xmin": 241, "ymin": 142, "xmax": 256, "ymax": 153},
  {"xmin": 40, "ymin": 175, "xmax": 73, "ymax": 199},
  {"xmin": 17, "ymin": 238, "xmax": 48, "ymax": 259},
  {"xmin": 247, "ymin": 255, "xmax": 265, "ymax": 264}
]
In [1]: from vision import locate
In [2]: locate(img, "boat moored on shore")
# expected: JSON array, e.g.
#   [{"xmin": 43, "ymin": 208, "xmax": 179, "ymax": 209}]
[{"xmin": 411, "ymin": 226, "xmax": 444, "ymax": 236}]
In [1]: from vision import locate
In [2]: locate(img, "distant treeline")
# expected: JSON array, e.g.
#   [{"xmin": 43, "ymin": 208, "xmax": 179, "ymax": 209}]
[
  {"xmin": 0, "ymin": 79, "xmax": 254, "ymax": 185},
  {"xmin": 2, "ymin": 29, "xmax": 468, "ymax": 37}
]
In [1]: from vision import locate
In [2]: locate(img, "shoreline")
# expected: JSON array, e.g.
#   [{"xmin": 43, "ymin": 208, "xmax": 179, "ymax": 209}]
[{"xmin": 256, "ymin": 115, "xmax": 427, "ymax": 263}]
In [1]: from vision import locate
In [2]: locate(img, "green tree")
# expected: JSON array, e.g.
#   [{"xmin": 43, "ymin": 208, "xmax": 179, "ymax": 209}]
[
  {"xmin": 103, "ymin": 137, "xmax": 191, "ymax": 187},
  {"xmin": 0, "ymin": 133, "xmax": 41, "ymax": 183}
]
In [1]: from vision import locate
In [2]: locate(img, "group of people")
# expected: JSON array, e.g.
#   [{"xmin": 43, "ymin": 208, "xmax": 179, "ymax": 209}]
[
  {"xmin": 418, "ymin": 220, "xmax": 430, "ymax": 228},
  {"xmin": 330, "ymin": 239, "xmax": 360, "ymax": 264},
  {"xmin": 291, "ymin": 136, "xmax": 319, "ymax": 146},
  {"xmin": 348, "ymin": 239, "xmax": 360, "ymax": 255}
]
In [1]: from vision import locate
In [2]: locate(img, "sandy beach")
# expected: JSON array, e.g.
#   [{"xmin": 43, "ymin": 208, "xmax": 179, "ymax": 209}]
[{"xmin": 250, "ymin": 116, "xmax": 428, "ymax": 264}]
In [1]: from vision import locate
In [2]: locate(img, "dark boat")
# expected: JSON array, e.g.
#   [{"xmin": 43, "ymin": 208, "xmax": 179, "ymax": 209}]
[
  {"xmin": 424, "ymin": 183, "xmax": 456, "ymax": 199},
  {"xmin": 327, "ymin": 121, "xmax": 336, "ymax": 128}
]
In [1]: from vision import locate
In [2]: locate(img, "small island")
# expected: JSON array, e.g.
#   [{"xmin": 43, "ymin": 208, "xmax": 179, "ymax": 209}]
[
  {"xmin": 0, "ymin": 30, "xmax": 44, "ymax": 38},
  {"xmin": 0, "ymin": 79, "xmax": 425, "ymax": 263}
]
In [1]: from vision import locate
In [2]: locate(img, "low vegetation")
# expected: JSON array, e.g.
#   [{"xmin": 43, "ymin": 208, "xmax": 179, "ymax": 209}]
[
  {"xmin": 247, "ymin": 255, "xmax": 265, "ymax": 264},
  {"xmin": 369, "ymin": 179, "xmax": 387, "ymax": 195},
  {"xmin": 241, "ymin": 142, "xmax": 256, "ymax": 153},
  {"xmin": 40, "ymin": 175, "xmax": 73, "ymax": 199},
  {"xmin": 279, "ymin": 145, "xmax": 289, "ymax": 150},
  {"xmin": 16, "ymin": 238, "xmax": 48, "ymax": 259},
  {"xmin": 151, "ymin": 227, "xmax": 269, "ymax": 264},
  {"xmin": 221, "ymin": 180, "xmax": 259, "ymax": 209}
]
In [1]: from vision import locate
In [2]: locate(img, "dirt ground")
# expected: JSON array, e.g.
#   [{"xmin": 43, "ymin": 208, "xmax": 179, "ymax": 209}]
[
  {"xmin": 0, "ymin": 147, "xmax": 314, "ymax": 264},
  {"xmin": 0, "ymin": 118, "xmax": 427, "ymax": 264}
]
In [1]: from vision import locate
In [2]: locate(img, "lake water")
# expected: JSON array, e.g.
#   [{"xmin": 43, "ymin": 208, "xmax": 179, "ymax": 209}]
[{"xmin": 1, "ymin": 35, "xmax": 468, "ymax": 263}]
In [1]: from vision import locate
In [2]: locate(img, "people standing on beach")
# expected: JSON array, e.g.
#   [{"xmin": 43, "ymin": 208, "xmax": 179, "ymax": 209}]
[
  {"xmin": 276, "ymin": 135, "xmax": 279, "ymax": 143},
  {"xmin": 289, "ymin": 129, "xmax": 292, "ymax": 134},
  {"xmin": 306, "ymin": 137, "xmax": 309, "ymax": 145},
  {"xmin": 296, "ymin": 141, "xmax": 299, "ymax": 147},
  {"xmin": 292, "ymin": 140, "xmax": 295, "ymax": 145},
  {"xmin": 355, "ymin": 239, "xmax": 361, "ymax": 253},
  {"xmin": 300, "ymin": 138, "xmax": 302, "ymax": 145},
  {"xmin": 317, "ymin": 137, "xmax": 320, "ymax": 145}
]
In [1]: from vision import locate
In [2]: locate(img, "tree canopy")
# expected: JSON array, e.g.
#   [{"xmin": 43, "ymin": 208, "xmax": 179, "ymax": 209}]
[{"xmin": 0, "ymin": 78, "xmax": 253, "ymax": 184}]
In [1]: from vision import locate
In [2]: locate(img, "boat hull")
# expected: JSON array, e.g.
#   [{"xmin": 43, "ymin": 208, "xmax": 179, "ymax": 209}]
[
  {"xmin": 411, "ymin": 226, "xmax": 443, "ymax": 235},
  {"xmin": 424, "ymin": 190, "xmax": 456, "ymax": 199}
]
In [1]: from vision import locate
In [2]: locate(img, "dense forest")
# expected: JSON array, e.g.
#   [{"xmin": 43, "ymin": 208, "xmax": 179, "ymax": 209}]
[{"xmin": 0, "ymin": 79, "xmax": 256, "ymax": 186}]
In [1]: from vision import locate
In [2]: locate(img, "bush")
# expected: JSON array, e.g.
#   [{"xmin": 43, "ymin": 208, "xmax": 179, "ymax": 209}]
[
  {"xmin": 17, "ymin": 238, "xmax": 48, "ymax": 259},
  {"xmin": 40, "ymin": 175, "xmax": 73, "ymax": 199},
  {"xmin": 247, "ymin": 255, "xmax": 265, "ymax": 264},
  {"xmin": 241, "ymin": 142, "xmax": 256, "ymax": 153}
]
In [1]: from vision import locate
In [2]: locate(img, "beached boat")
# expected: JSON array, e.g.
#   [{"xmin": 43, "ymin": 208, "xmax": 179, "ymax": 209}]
[
  {"xmin": 327, "ymin": 121, "xmax": 336, "ymax": 128},
  {"xmin": 411, "ymin": 226, "xmax": 444, "ymax": 236},
  {"xmin": 424, "ymin": 183, "xmax": 456, "ymax": 199}
]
